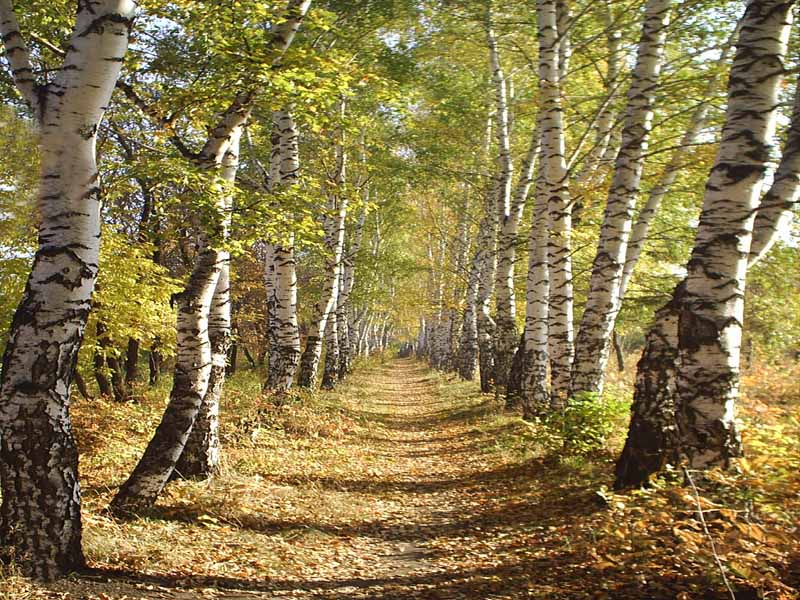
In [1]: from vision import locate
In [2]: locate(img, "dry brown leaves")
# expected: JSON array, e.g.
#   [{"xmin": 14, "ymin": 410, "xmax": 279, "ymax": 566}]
[{"xmin": 2, "ymin": 357, "xmax": 797, "ymax": 599}]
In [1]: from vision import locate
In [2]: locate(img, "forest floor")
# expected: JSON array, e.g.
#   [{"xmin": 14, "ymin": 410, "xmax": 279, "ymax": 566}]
[{"xmin": 2, "ymin": 357, "xmax": 799, "ymax": 599}]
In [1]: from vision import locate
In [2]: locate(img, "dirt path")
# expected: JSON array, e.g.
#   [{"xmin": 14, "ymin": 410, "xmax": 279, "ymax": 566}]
[
  {"xmin": 30, "ymin": 357, "xmax": 799, "ymax": 600},
  {"xmin": 44, "ymin": 359, "xmax": 638, "ymax": 599}
]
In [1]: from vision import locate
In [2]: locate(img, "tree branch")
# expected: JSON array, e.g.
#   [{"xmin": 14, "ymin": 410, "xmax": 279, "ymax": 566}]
[
  {"xmin": 0, "ymin": 0, "xmax": 42, "ymax": 115},
  {"xmin": 115, "ymin": 78, "xmax": 200, "ymax": 161}
]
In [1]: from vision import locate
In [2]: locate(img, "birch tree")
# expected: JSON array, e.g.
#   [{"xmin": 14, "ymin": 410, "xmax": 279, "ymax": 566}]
[
  {"xmin": 338, "ymin": 204, "xmax": 367, "ymax": 378},
  {"xmin": 541, "ymin": 0, "xmax": 573, "ymax": 405},
  {"xmin": 0, "ymin": 0, "xmax": 136, "ymax": 579},
  {"xmin": 487, "ymin": 22, "xmax": 518, "ymax": 391},
  {"xmin": 109, "ymin": 0, "xmax": 312, "ymax": 514},
  {"xmin": 571, "ymin": 0, "xmax": 672, "ymax": 397},
  {"xmin": 297, "ymin": 133, "xmax": 348, "ymax": 389},
  {"xmin": 615, "ymin": 0, "xmax": 796, "ymax": 487},
  {"xmin": 264, "ymin": 110, "xmax": 302, "ymax": 392},
  {"xmin": 673, "ymin": 0, "xmax": 792, "ymax": 469},
  {"xmin": 518, "ymin": 175, "xmax": 551, "ymax": 416},
  {"xmin": 617, "ymin": 34, "xmax": 737, "ymax": 303}
]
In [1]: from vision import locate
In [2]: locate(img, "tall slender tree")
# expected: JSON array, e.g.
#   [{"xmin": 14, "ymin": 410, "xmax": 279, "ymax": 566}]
[
  {"xmin": 264, "ymin": 110, "xmax": 302, "ymax": 392},
  {"xmin": 571, "ymin": 0, "xmax": 672, "ymax": 397}
]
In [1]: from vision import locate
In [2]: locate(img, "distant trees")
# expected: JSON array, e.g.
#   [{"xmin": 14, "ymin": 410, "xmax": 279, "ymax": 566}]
[{"xmin": 411, "ymin": 0, "xmax": 798, "ymax": 487}]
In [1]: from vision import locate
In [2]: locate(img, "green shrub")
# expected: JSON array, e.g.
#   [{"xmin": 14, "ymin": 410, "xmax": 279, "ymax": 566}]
[{"xmin": 546, "ymin": 392, "xmax": 628, "ymax": 455}]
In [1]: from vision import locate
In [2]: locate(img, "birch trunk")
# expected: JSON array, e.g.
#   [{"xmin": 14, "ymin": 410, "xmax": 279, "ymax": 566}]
[
  {"xmin": 477, "ymin": 200, "xmax": 498, "ymax": 393},
  {"xmin": 675, "ymin": 0, "xmax": 790, "ymax": 469},
  {"xmin": 339, "ymin": 205, "xmax": 367, "ymax": 378},
  {"xmin": 447, "ymin": 190, "xmax": 471, "ymax": 374},
  {"xmin": 614, "ymin": 282, "xmax": 684, "ymax": 488},
  {"xmin": 618, "ymin": 36, "xmax": 736, "ymax": 302},
  {"xmin": 575, "ymin": 1, "xmax": 623, "ymax": 182},
  {"xmin": 749, "ymin": 81, "xmax": 800, "ymax": 267},
  {"xmin": 111, "ymin": 129, "xmax": 243, "ymax": 512},
  {"xmin": 556, "ymin": 0, "xmax": 571, "ymax": 82},
  {"xmin": 297, "ymin": 141, "xmax": 348, "ymax": 389},
  {"xmin": 0, "ymin": 0, "xmax": 135, "ymax": 579},
  {"xmin": 457, "ymin": 244, "xmax": 482, "ymax": 380},
  {"xmin": 458, "ymin": 118, "xmax": 496, "ymax": 381},
  {"xmin": 175, "ymin": 245, "xmax": 231, "ymax": 479},
  {"xmin": 537, "ymin": 0, "xmax": 573, "ymax": 406},
  {"xmin": 265, "ymin": 110, "xmax": 301, "ymax": 392},
  {"xmin": 321, "ymin": 297, "xmax": 339, "ymax": 389},
  {"xmin": 487, "ymin": 24, "xmax": 517, "ymax": 391},
  {"xmin": 615, "ymin": 3, "xmax": 795, "ymax": 486},
  {"xmin": 571, "ymin": 0, "xmax": 671, "ymax": 397},
  {"xmin": 110, "ymin": 0, "xmax": 312, "ymax": 512},
  {"xmin": 177, "ymin": 129, "xmax": 244, "ymax": 478},
  {"xmin": 517, "ymin": 175, "xmax": 551, "ymax": 416}
]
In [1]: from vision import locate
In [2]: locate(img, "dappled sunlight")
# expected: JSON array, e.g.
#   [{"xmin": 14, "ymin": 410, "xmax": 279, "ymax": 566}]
[{"xmin": 0, "ymin": 357, "xmax": 779, "ymax": 599}]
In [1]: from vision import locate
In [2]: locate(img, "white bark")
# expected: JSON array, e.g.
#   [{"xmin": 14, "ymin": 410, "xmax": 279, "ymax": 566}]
[
  {"xmin": 556, "ymin": 0, "xmax": 572, "ymax": 82},
  {"xmin": 676, "ymin": 0, "xmax": 791, "ymax": 468},
  {"xmin": 0, "ymin": 0, "xmax": 135, "ymax": 580},
  {"xmin": 111, "ymin": 128, "xmax": 242, "ymax": 512},
  {"xmin": 749, "ymin": 81, "xmax": 800, "ymax": 267},
  {"xmin": 571, "ymin": 0, "xmax": 671, "ymax": 397},
  {"xmin": 322, "ymin": 290, "xmax": 340, "ymax": 389},
  {"xmin": 265, "ymin": 110, "xmax": 301, "ymax": 392},
  {"xmin": 111, "ymin": 0, "xmax": 312, "ymax": 513},
  {"xmin": 339, "ymin": 204, "xmax": 368, "ymax": 378},
  {"xmin": 618, "ymin": 35, "xmax": 736, "ymax": 302},
  {"xmin": 477, "ymin": 178, "xmax": 498, "ymax": 393},
  {"xmin": 615, "ymin": 1, "xmax": 795, "ymax": 486},
  {"xmin": 537, "ymin": 0, "xmax": 574, "ymax": 405},
  {"xmin": 519, "ymin": 175, "xmax": 551, "ymax": 416},
  {"xmin": 177, "ymin": 132, "xmax": 241, "ymax": 478},
  {"xmin": 574, "ymin": 1, "xmax": 623, "ymax": 183},
  {"xmin": 297, "ymin": 135, "xmax": 348, "ymax": 389},
  {"xmin": 487, "ymin": 22, "xmax": 518, "ymax": 389}
]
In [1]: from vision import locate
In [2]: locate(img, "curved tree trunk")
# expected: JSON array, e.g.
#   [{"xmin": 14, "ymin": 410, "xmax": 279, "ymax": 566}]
[
  {"xmin": 174, "ymin": 235, "xmax": 234, "ymax": 479},
  {"xmin": 110, "ymin": 127, "xmax": 243, "ymax": 512},
  {"xmin": 675, "ymin": 0, "xmax": 791, "ymax": 469},
  {"xmin": 571, "ymin": 0, "xmax": 671, "ymax": 397},
  {"xmin": 615, "ymin": 2, "xmax": 795, "ymax": 486},
  {"xmin": 109, "ymin": 0, "xmax": 312, "ymax": 512},
  {"xmin": 0, "ymin": 0, "xmax": 134, "ymax": 580}
]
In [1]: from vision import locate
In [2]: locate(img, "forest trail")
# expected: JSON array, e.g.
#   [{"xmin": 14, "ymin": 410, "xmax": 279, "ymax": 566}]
[{"xmin": 45, "ymin": 358, "xmax": 722, "ymax": 600}]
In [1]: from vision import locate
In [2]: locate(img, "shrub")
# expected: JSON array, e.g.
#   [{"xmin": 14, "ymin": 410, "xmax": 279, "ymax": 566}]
[{"xmin": 547, "ymin": 392, "xmax": 629, "ymax": 455}]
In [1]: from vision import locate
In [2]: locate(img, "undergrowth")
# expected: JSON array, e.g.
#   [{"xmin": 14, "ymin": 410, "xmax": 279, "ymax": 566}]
[
  {"xmin": 473, "ymin": 357, "xmax": 800, "ymax": 599},
  {"xmin": 0, "ymin": 355, "xmax": 797, "ymax": 599}
]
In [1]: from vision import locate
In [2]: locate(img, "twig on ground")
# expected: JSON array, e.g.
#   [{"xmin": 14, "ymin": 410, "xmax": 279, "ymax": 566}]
[{"xmin": 683, "ymin": 466, "xmax": 736, "ymax": 600}]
